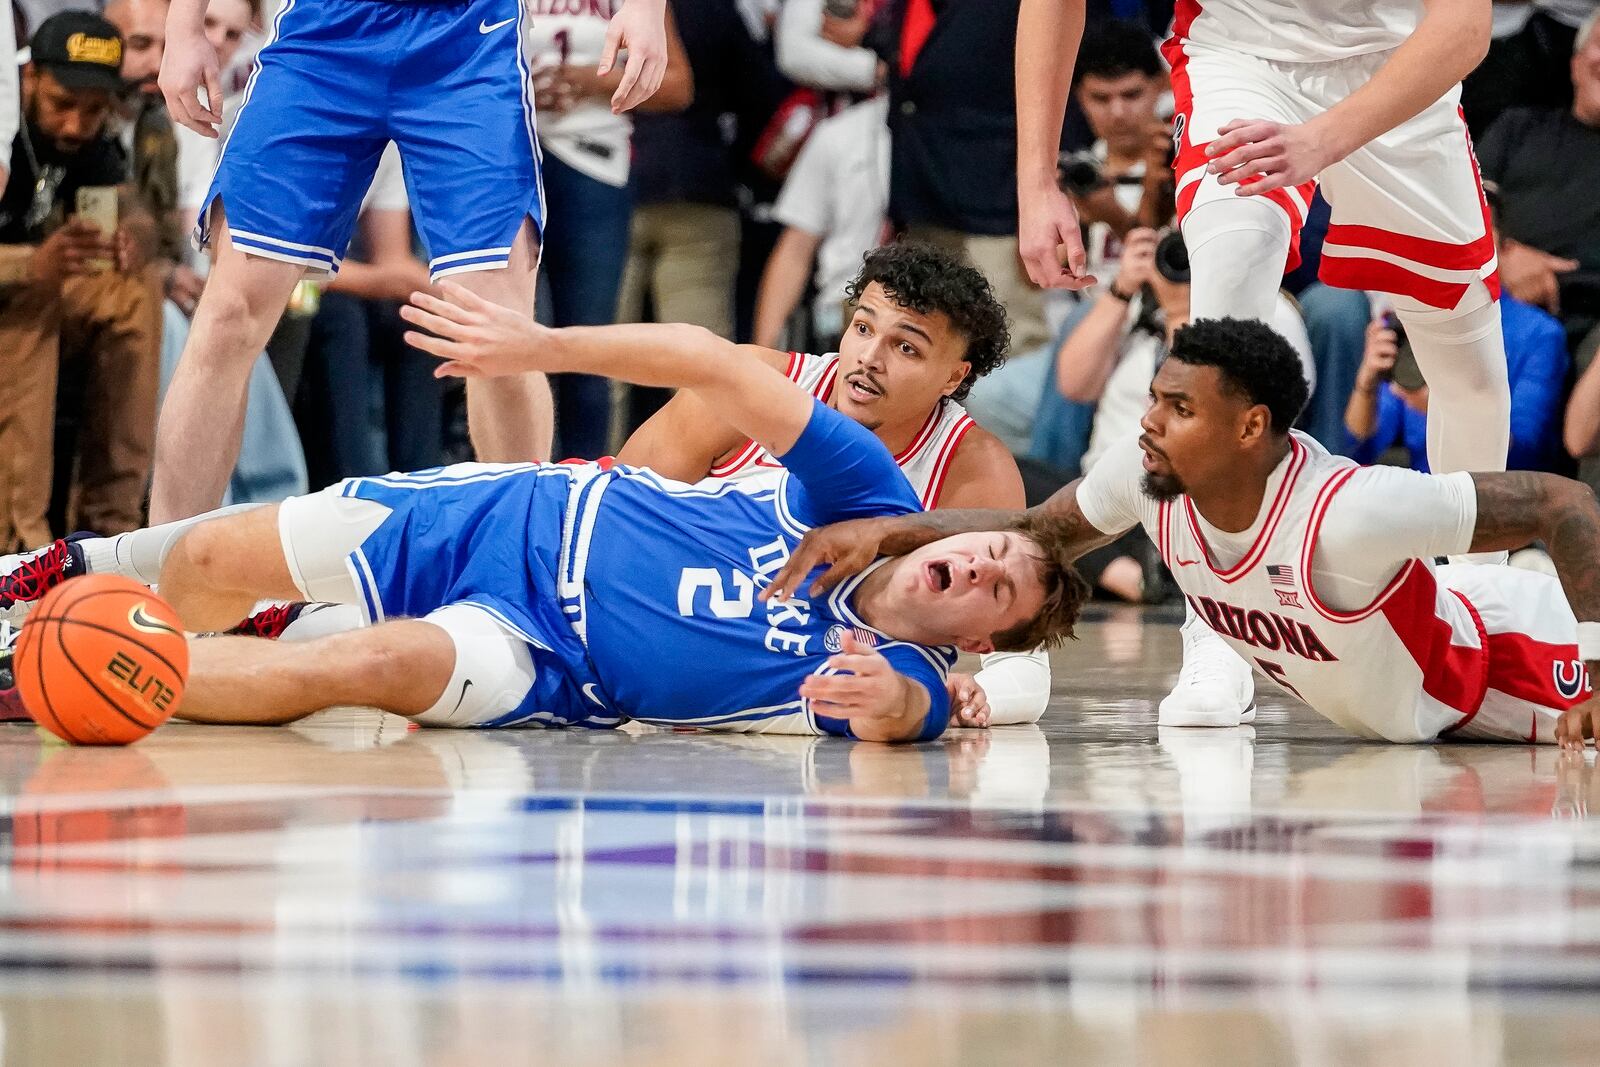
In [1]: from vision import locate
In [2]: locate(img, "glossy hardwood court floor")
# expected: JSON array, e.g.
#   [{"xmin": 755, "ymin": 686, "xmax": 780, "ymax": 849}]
[{"xmin": 1, "ymin": 605, "xmax": 1598, "ymax": 1066}]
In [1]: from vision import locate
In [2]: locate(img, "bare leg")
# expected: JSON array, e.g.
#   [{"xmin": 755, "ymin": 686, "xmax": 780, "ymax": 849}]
[
  {"xmin": 457, "ymin": 220, "xmax": 554, "ymax": 461},
  {"xmin": 158, "ymin": 504, "xmax": 301, "ymax": 631},
  {"xmin": 180, "ymin": 621, "xmax": 455, "ymax": 725},
  {"xmin": 149, "ymin": 208, "xmax": 305, "ymax": 523}
]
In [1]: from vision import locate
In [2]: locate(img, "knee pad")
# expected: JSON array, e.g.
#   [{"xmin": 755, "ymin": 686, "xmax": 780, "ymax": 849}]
[{"xmin": 1182, "ymin": 198, "xmax": 1293, "ymax": 323}]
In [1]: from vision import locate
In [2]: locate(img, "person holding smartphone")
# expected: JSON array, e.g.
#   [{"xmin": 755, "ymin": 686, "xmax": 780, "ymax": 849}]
[{"xmin": 0, "ymin": 13, "xmax": 161, "ymax": 552}]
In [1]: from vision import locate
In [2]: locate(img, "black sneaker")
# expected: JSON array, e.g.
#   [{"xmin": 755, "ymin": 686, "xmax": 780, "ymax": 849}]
[
  {"xmin": 0, "ymin": 624, "xmax": 28, "ymax": 723},
  {"xmin": 0, "ymin": 533, "xmax": 90, "ymax": 626}
]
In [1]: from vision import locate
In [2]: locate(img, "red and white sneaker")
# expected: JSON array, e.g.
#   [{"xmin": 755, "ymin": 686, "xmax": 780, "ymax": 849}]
[{"xmin": 0, "ymin": 534, "xmax": 89, "ymax": 627}]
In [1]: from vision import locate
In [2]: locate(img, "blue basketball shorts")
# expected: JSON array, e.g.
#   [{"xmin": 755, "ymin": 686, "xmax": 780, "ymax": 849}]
[{"xmin": 199, "ymin": 0, "xmax": 544, "ymax": 280}]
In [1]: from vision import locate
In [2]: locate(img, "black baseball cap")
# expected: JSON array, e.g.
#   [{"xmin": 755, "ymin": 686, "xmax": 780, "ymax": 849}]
[{"xmin": 30, "ymin": 12, "xmax": 125, "ymax": 93}]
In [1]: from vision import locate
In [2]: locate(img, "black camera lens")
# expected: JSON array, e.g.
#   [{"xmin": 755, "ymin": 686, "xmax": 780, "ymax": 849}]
[
  {"xmin": 1154, "ymin": 230, "xmax": 1190, "ymax": 283},
  {"xmin": 1058, "ymin": 154, "xmax": 1103, "ymax": 197}
]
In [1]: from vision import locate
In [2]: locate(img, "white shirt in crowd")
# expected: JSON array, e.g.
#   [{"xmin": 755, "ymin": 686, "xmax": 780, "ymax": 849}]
[
  {"xmin": 1081, "ymin": 139, "xmax": 1150, "ymax": 292},
  {"xmin": 771, "ymin": 95, "xmax": 889, "ymax": 338},
  {"xmin": 524, "ymin": 0, "xmax": 633, "ymax": 188},
  {"xmin": 1081, "ymin": 292, "xmax": 1316, "ymax": 473},
  {"xmin": 775, "ymin": 0, "xmax": 878, "ymax": 93}
]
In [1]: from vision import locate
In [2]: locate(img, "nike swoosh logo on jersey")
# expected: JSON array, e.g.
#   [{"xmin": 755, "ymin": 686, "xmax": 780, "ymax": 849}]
[
  {"xmin": 1175, "ymin": 557, "xmax": 1200, "ymax": 567},
  {"xmin": 582, "ymin": 683, "xmax": 606, "ymax": 706},
  {"xmin": 479, "ymin": 17, "xmax": 516, "ymax": 34}
]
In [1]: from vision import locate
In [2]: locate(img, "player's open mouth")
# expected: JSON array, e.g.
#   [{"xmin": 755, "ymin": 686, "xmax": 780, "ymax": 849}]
[
  {"xmin": 845, "ymin": 375, "xmax": 883, "ymax": 403},
  {"xmin": 925, "ymin": 560, "xmax": 952, "ymax": 593}
]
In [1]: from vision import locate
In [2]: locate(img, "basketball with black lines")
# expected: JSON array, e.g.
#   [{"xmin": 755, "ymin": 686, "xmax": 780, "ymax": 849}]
[{"xmin": 13, "ymin": 575, "xmax": 189, "ymax": 745}]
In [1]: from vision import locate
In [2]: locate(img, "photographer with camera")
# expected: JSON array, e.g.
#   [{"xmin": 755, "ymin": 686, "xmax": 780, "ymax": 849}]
[
  {"xmin": 1350, "ymin": 187, "xmax": 1569, "ymax": 476},
  {"xmin": 1058, "ymin": 21, "xmax": 1173, "ymax": 290},
  {"xmin": 1349, "ymin": 295, "xmax": 1566, "ymax": 474},
  {"xmin": 1054, "ymin": 224, "xmax": 1314, "ymax": 601}
]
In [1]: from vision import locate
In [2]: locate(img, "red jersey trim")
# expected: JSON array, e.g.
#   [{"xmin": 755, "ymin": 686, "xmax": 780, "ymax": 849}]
[
  {"xmin": 920, "ymin": 415, "xmax": 975, "ymax": 509},
  {"xmin": 1299, "ymin": 466, "xmax": 1419, "ymax": 623},
  {"xmin": 1183, "ymin": 437, "xmax": 1306, "ymax": 583}
]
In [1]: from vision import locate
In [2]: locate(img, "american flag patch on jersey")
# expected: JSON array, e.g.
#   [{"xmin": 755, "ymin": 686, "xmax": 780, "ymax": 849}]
[
  {"xmin": 1266, "ymin": 564, "xmax": 1296, "ymax": 587},
  {"xmin": 852, "ymin": 627, "xmax": 879, "ymax": 648}
]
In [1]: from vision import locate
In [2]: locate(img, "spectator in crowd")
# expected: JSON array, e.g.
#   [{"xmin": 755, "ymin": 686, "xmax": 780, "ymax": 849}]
[
  {"xmin": 619, "ymin": 0, "xmax": 777, "ymax": 435},
  {"xmin": 1346, "ymin": 187, "xmax": 1567, "ymax": 474},
  {"xmin": 878, "ymin": 0, "xmax": 1049, "ymax": 355},
  {"xmin": 1056, "ymin": 226, "xmax": 1315, "ymax": 601},
  {"xmin": 1464, "ymin": 0, "xmax": 1599, "ymax": 135},
  {"xmin": 965, "ymin": 21, "xmax": 1169, "ymax": 468},
  {"xmin": 0, "ymin": 4, "xmax": 16, "ymax": 191},
  {"xmin": 0, "ymin": 13, "xmax": 160, "ymax": 549},
  {"xmin": 297, "ymin": 146, "xmax": 435, "ymax": 486},
  {"xmin": 1346, "ymin": 302, "xmax": 1566, "ymax": 472},
  {"xmin": 104, "ymin": 0, "xmax": 197, "ymax": 311},
  {"xmin": 753, "ymin": 93, "xmax": 888, "ymax": 350},
  {"xmin": 1058, "ymin": 20, "xmax": 1171, "ymax": 286},
  {"xmin": 776, "ymin": 0, "xmax": 883, "ymax": 93},
  {"xmin": 528, "ymin": 4, "xmax": 692, "ymax": 460},
  {"xmin": 1477, "ymin": 11, "xmax": 1600, "ymax": 347}
]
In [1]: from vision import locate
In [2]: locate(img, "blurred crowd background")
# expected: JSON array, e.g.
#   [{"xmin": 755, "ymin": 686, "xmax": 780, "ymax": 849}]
[{"xmin": 1, "ymin": 0, "xmax": 1597, "ymax": 599}]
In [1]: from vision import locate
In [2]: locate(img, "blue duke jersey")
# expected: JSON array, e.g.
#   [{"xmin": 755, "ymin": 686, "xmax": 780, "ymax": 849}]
[{"xmin": 343, "ymin": 400, "xmax": 956, "ymax": 739}]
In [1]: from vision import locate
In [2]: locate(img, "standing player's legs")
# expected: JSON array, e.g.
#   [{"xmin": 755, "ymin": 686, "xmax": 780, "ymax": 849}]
[
  {"xmin": 1161, "ymin": 44, "xmax": 1317, "ymax": 726},
  {"xmin": 1310, "ymin": 68, "xmax": 1509, "ymax": 568},
  {"xmin": 150, "ymin": 0, "xmax": 395, "ymax": 523},
  {"xmin": 150, "ymin": 216, "xmax": 305, "ymax": 523},
  {"xmin": 392, "ymin": 0, "xmax": 552, "ymax": 464}
]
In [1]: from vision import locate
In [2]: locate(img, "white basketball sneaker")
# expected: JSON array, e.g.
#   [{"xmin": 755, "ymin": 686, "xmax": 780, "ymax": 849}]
[{"xmin": 1158, "ymin": 615, "xmax": 1257, "ymax": 728}]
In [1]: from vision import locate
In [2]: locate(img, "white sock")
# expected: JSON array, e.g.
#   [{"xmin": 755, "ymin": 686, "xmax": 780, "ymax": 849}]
[
  {"xmin": 1392, "ymin": 282, "xmax": 1508, "ymax": 565},
  {"xmin": 1181, "ymin": 197, "xmax": 1293, "ymax": 322},
  {"xmin": 80, "ymin": 503, "xmax": 264, "ymax": 586},
  {"xmin": 1392, "ymin": 281, "xmax": 1509, "ymax": 477}
]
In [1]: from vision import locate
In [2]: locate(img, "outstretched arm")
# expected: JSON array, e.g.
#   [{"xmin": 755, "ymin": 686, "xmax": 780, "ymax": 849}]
[
  {"xmin": 1205, "ymin": 0, "xmax": 1491, "ymax": 196},
  {"xmin": 1469, "ymin": 472, "xmax": 1600, "ymax": 747},
  {"xmin": 763, "ymin": 476, "xmax": 1122, "ymax": 602},
  {"xmin": 403, "ymin": 284, "xmax": 815, "ymax": 459}
]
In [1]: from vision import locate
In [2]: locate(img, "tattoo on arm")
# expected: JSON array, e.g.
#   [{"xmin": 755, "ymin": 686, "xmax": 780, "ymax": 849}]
[
  {"xmin": 875, "ymin": 480, "xmax": 1120, "ymax": 562},
  {"xmin": 1472, "ymin": 472, "xmax": 1600, "ymax": 626}
]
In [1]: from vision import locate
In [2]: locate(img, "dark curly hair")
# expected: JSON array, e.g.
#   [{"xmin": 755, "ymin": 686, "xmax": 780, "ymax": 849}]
[
  {"xmin": 1076, "ymin": 19, "xmax": 1163, "ymax": 83},
  {"xmin": 844, "ymin": 242, "xmax": 1010, "ymax": 403},
  {"xmin": 1167, "ymin": 318, "xmax": 1310, "ymax": 434}
]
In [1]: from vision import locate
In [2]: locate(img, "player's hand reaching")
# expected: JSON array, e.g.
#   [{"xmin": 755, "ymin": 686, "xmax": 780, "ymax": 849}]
[
  {"xmin": 160, "ymin": 27, "xmax": 225, "ymax": 137},
  {"xmin": 1205, "ymin": 118, "xmax": 1334, "ymax": 197},
  {"xmin": 1556, "ymin": 694, "xmax": 1600, "ymax": 750},
  {"xmin": 401, "ymin": 283, "xmax": 547, "ymax": 379},
  {"xmin": 599, "ymin": 0, "xmax": 668, "ymax": 114},
  {"xmin": 1019, "ymin": 182, "xmax": 1097, "ymax": 291},
  {"xmin": 760, "ymin": 516, "xmax": 899, "ymax": 604},
  {"xmin": 799, "ymin": 633, "xmax": 928, "ymax": 742},
  {"xmin": 947, "ymin": 673, "xmax": 992, "ymax": 729}
]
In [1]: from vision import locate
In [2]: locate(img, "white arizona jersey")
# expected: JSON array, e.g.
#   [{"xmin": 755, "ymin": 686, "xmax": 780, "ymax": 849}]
[
  {"xmin": 703, "ymin": 353, "xmax": 978, "ymax": 510},
  {"xmin": 1080, "ymin": 432, "xmax": 1589, "ymax": 743},
  {"xmin": 1172, "ymin": 0, "xmax": 1421, "ymax": 63},
  {"xmin": 524, "ymin": 0, "xmax": 631, "ymax": 187}
]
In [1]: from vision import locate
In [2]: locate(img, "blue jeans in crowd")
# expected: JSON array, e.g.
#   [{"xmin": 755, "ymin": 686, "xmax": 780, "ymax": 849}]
[
  {"xmin": 538, "ymin": 152, "xmax": 633, "ymax": 459},
  {"xmin": 160, "ymin": 301, "xmax": 307, "ymax": 505}
]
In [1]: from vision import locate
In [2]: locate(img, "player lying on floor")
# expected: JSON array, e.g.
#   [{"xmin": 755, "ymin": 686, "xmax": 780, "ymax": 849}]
[
  {"xmin": 0, "ymin": 244, "xmax": 1051, "ymax": 728},
  {"xmin": 762, "ymin": 317, "xmax": 1600, "ymax": 747},
  {"xmin": 3, "ymin": 287, "xmax": 1087, "ymax": 741}
]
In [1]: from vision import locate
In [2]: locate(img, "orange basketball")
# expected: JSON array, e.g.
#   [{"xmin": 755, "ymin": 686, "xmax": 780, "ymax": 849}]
[{"xmin": 13, "ymin": 575, "xmax": 189, "ymax": 745}]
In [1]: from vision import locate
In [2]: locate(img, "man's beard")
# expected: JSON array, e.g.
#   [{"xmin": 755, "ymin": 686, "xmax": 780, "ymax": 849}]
[{"xmin": 1141, "ymin": 470, "xmax": 1184, "ymax": 501}]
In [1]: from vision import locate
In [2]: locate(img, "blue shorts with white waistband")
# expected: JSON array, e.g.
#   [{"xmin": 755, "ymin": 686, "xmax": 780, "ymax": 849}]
[{"xmin": 199, "ymin": 0, "xmax": 544, "ymax": 280}]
